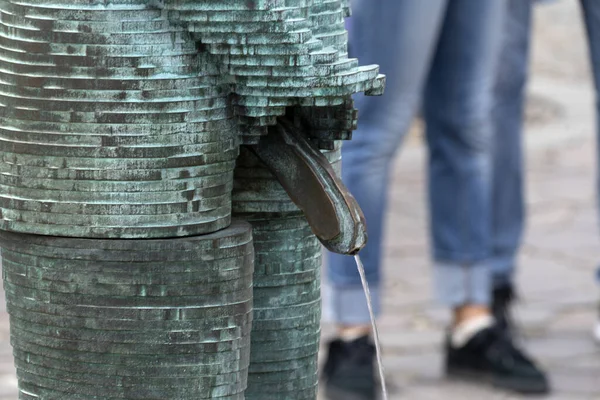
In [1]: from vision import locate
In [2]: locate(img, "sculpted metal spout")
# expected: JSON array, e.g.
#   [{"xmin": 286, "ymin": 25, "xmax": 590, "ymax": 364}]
[{"xmin": 249, "ymin": 118, "xmax": 368, "ymax": 255}]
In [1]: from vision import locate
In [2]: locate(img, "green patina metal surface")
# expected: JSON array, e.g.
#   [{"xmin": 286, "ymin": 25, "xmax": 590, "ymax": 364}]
[
  {"xmin": 1, "ymin": 221, "xmax": 254, "ymax": 399},
  {"xmin": 233, "ymin": 145, "xmax": 341, "ymax": 399},
  {"xmin": 0, "ymin": 0, "xmax": 382, "ymax": 238},
  {"xmin": 243, "ymin": 215, "xmax": 321, "ymax": 399}
]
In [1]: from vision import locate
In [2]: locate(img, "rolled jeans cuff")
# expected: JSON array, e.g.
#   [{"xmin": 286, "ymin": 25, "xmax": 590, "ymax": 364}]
[
  {"xmin": 323, "ymin": 283, "xmax": 381, "ymax": 326},
  {"xmin": 434, "ymin": 261, "xmax": 492, "ymax": 307}
]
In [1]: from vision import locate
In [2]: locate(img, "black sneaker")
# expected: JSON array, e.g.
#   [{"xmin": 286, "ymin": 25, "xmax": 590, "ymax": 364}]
[
  {"xmin": 322, "ymin": 336, "xmax": 376, "ymax": 400},
  {"xmin": 492, "ymin": 284, "xmax": 516, "ymax": 336},
  {"xmin": 446, "ymin": 325, "xmax": 550, "ymax": 394}
]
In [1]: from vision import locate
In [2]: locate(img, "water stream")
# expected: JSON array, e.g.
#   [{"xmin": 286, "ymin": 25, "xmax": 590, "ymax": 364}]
[{"xmin": 354, "ymin": 254, "xmax": 388, "ymax": 400}]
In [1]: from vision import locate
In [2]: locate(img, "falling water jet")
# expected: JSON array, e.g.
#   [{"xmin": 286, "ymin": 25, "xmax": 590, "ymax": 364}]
[{"xmin": 355, "ymin": 254, "xmax": 388, "ymax": 400}]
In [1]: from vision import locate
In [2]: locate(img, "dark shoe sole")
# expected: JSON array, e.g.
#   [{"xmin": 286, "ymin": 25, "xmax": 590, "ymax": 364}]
[
  {"xmin": 447, "ymin": 366, "xmax": 550, "ymax": 395},
  {"xmin": 325, "ymin": 385, "xmax": 377, "ymax": 400}
]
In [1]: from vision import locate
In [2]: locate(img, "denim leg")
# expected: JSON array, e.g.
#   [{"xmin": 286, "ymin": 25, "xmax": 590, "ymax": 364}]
[
  {"xmin": 580, "ymin": 0, "xmax": 600, "ymax": 287},
  {"xmin": 424, "ymin": 0, "xmax": 506, "ymax": 306},
  {"xmin": 491, "ymin": 0, "xmax": 533, "ymax": 288},
  {"xmin": 326, "ymin": 0, "xmax": 449, "ymax": 325}
]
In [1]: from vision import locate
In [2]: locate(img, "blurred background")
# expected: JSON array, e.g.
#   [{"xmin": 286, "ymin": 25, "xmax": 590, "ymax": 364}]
[
  {"xmin": 0, "ymin": 1, "xmax": 599, "ymax": 399},
  {"xmin": 319, "ymin": 1, "xmax": 600, "ymax": 399}
]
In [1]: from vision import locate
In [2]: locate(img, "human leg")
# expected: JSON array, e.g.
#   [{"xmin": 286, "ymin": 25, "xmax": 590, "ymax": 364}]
[
  {"xmin": 490, "ymin": 0, "xmax": 533, "ymax": 290},
  {"xmin": 490, "ymin": 0, "xmax": 534, "ymax": 334},
  {"xmin": 326, "ymin": 0, "xmax": 449, "ymax": 328},
  {"xmin": 423, "ymin": 0, "xmax": 549, "ymax": 393},
  {"xmin": 424, "ymin": 0, "xmax": 505, "ymax": 312},
  {"xmin": 324, "ymin": 2, "xmax": 449, "ymax": 399}
]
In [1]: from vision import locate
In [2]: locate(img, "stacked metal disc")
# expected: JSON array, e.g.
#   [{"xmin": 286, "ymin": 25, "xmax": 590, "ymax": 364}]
[
  {"xmin": 0, "ymin": 0, "xmax": 238, "ymax": 238},
  {"xmin": 0, "ymin": 1, "xmax": 257, "ymax": 398},
  {"xmin": 241, "ymin": 215, "xmax": 321, "ymax": 400},
  {"xmin": 1, "ymin": 221, "xmax": 254, "ymax": 399},
  {"xmin": 164, "ymin": 0, "xmax": 385, "ymax": 144},
  {"xmin": 233, "ymin": 145, "xmax": 341, "ymax": 400}
]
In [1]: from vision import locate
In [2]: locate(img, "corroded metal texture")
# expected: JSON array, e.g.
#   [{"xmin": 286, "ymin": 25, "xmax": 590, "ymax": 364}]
[
  {"xmin": 0, "ymin": 221, "xmax": 254, "ymax": 399},
  {"xmin": 233, "ymin": 145, "xmax": 341, "ymax": 400},
  {"xmin": 0, "ymin": 0, "xmax": 383, "ymax": 238},
  {"xmin": 164, "ymin": 0, "xmax": 385, "ymax": 143},
  {"xmin": 0, "ymin": 0, "xmax": 237, "ymax": 238},
  {"xmin": 243, "ymin": 214, "xmax": 321, "ymax": 400}
]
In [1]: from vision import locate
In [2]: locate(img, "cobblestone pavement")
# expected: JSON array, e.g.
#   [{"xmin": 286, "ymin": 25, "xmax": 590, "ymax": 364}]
[{"xmin": 0, "ymin": 1, "xmax": 599, "ymax": 400}]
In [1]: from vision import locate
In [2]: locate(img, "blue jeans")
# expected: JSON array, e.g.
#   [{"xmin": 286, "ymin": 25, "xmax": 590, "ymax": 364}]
[
  {"xmin": 494, "ymin": 0, "xmax": 600, "ymax": 287},
  {"xmin": 327, "ymin": 0, "xmax": 506, "ymax": 325},
  {"xmin": 490, "ymin": 0, "xmax": 533, "ymax": 288},
  {"xmin": 483, "ymin": 0, "xmax": 600, "ymax": 289}
]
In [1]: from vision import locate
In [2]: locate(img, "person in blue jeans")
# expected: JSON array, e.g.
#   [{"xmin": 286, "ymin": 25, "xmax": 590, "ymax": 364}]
[
  {"xmin": 470, "ymin": 0, "xmax": 600, "ymax": 344},
  {"xmin": 322, "ymin": 1, "xmax": 550, "ymax": 399},
  {"xmin": 469, "ymin": 0, "xmax": 600, "ymax": 346}
]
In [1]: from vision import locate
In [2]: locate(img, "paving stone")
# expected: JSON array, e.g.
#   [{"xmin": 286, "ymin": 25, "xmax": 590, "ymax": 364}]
[
  {"xmin": 548, "ymin": 309, "xmax": 598, "ymax": 334},
  {"xmin": 382, "ymin": 351, "xmax": 443, "ymax": 383},
  {"xmin": 547, "ymin": 367, "xmax": 600, "ymax": 396},
  {"xmin": 422, "ymin": 306, "xmax": 452, "ymax": 328},
  {"xmin": 379, "ymin": 330, "xmax": 442, "ymax": 354},
  {"xmin": 528, "ymin": 335, "xmax": 600, "ymax": 361},
  {"xmin": 568, "ymin": 353, "xmax": 600, "ymax": 369},
  {"xmin": 511, "ymin": 304, "xmax": 558, "ymax": 334},
  {"xmin": 0, "ymin": 373, "xmax": 17, "ymax": 398}
]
